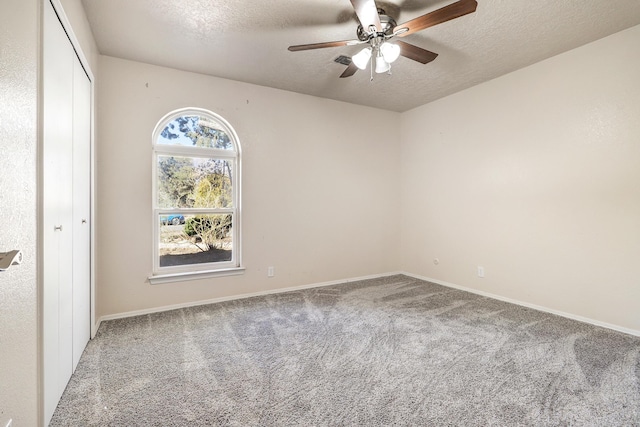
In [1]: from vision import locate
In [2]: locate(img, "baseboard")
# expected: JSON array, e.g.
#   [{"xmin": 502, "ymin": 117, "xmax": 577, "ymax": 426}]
[
  {"xmin": 96, "ymin": 270, "xmax": 640, "ymax": 337},
  {"xmin": 97, "ymin": 271, "xmax": 403, "ymax": 324},
  {"xmin": 402, "ymin": 271, "xmax": 640, "ymax": 338}
]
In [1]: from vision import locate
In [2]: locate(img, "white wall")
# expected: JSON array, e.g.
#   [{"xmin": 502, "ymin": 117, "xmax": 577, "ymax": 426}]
[
  {"xmin": 0, "ymin": 1, "xmax": 39, "ymax": 425},
  {"xmin": 96, "ymin": 56, "xmax": 401, "ymax": 318},
  {"xmin": 401, "ymin": 25, "xmax": 640, "ymax": 332}
]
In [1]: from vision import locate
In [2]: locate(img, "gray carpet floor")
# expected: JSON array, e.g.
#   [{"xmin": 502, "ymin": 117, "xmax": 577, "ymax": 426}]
[{"xmin": 51, "ymin": 275, "xmax": 640, "ymax": 426}]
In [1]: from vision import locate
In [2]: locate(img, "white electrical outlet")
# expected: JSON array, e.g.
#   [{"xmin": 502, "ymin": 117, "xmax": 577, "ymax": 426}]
[
  {"xmin": 477, "ymin": 266, "xmax": 485, "ymax": 278},
  {"xmin": 267, "ymin": 266, "xmax": 275, "ymax": 277}
]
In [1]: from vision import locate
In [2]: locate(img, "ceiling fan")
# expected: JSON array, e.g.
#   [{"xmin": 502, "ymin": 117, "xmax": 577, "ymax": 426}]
[{"xmin": 288, "ymin": 0, "xmax": 478, "ymax": 79}]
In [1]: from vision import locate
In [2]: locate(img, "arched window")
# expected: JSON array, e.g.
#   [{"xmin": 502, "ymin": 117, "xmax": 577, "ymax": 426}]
[{"xmin": 151, "ymin": 108, "xmax": 242, "ymax": 282}]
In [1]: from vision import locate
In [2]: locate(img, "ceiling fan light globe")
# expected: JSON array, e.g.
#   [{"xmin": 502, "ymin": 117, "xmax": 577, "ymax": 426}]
[
  {"xmin": 352, "ymin": 47, "xmax": 372, "ymax": 70},
  {"xmin": 375, "ymin": 56, "xmax": 390, "ymax": 73},
  {"xmin": 380, "ymin": 42, "xmax": 401, "ymax": 63}
]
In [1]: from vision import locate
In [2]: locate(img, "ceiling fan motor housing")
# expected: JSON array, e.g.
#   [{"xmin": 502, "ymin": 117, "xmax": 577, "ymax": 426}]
[{"xmin": 357, "ymin": 10, "xmax": 397, "ymax": 41}]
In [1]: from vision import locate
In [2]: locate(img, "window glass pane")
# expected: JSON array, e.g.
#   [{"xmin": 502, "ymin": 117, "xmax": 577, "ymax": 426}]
[
  {"xmin": 157, "ymin": 156, "xmax": 233, "ymax": 209},
  {"xmin": 159, "ymin": 213, "xmax": 233, "ymax": 267},
  {"xmin": 157, "ymin": 115, "xmax": 234, "ymax": 150}
]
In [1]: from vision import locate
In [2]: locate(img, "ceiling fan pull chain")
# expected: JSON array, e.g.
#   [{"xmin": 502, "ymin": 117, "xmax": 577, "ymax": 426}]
[{"xmin": 370, "ymin": 55, "xmax": 374, "ymax": 81}]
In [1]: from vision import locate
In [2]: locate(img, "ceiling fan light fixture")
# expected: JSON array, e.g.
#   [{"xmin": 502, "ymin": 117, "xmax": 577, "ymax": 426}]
[
  {"xmin": 375, "ymin": 55, "xmax": 390, "ymax": 74},
  {"xmin": 380, "ymin": 42, "xmax": 401, "ymax": 63},
  {"xmin": 352, "ymin": 47, "xmax": 372, "ymax": 70}
]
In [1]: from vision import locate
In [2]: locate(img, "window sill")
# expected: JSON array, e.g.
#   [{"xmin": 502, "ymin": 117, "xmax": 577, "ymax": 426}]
[{"xmin": 149, "ymin": 267, "xmax": 245, "ymax": 285}]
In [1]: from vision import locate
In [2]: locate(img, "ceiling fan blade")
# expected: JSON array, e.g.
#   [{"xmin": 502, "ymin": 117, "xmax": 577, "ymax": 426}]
[
  {"xmin": 340, "ymin": 62, "xmax": 359, "ymax": 78},
  {"xmin": 396, "ymin": 40, "xmax": 438, "ymax": 64},
  {"xmin": 288, "ymin": 39, "xmax": 362, "ymax": 51},
  {"xmin": 393, "ymin": 0, "xmax": 477, "ymax": 37},
  {"xmin": 350, "ymin": 0, "xmax": 382, "ymax": 32}
]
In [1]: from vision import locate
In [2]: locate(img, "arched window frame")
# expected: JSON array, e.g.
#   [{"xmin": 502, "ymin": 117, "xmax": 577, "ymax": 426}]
[{"xmin": 150, "ymin": 108, "xmax": 243, "ymax": 284}]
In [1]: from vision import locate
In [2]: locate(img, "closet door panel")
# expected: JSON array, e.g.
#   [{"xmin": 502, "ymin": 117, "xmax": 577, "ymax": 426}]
[
  {"xmin": 57, "ymin": 107, "xmax": 74, "ymax": 397},
  {"xmin": 42, "ymin": 1, "xmax": 75, "ymax": 421},
  {"xmin": 72, "ymin": 58, "xmax": 91, "ymax": 370}
]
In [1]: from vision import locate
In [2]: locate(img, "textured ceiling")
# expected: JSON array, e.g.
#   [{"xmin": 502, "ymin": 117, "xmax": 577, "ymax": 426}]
[{"xmin": 81, "ymin": 0, "xmax": 640, "ymax": 112}]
